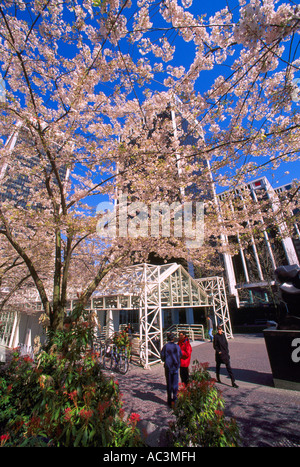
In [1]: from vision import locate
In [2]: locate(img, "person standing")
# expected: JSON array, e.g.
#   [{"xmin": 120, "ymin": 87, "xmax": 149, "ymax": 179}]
[
  {"xmin": 207, "ymin": 316, "xmax": 214, "ymax": 342},
  {"xmin": 213, "ymin": 325, "xmax": 238, "ymax": 388},
  {"xmin": 160, "ymin": 332, "xmax": 182, "ymax": 407},
  {"xmin": 178, "ymin": 330, "xmax": 192, "ymax": 385}
]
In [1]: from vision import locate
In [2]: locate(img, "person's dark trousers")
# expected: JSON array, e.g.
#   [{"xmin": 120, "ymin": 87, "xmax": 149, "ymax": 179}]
[
  {"xmin": 165, "ymin": 367, "xmax": 179, "ymax": 405},
  {"xmin": 216, "ymin": 361, "xmax": 235, "ymax": 384},
  {"xmin": 180, "ymin": 366, "xmax": 189, "ymax": 385}
]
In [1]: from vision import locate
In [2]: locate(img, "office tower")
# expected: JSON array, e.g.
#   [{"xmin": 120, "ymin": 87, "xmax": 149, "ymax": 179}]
[
  {"xmin": 1, "ymin": 121, "xmax": 69, "ymax": 208},
  {"xmin": 0, "ymin": 120, "xmax": 70, "ymax": 349},
  {"xmin": 217, "ymin": 176, "xmax": 299, "ymax": 307},
  {"xmin": 115, "ymin": 97, "xmax": 211, "ymax": 257}
]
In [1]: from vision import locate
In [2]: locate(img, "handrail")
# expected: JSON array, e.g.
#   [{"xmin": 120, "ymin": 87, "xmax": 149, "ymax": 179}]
[{"xmin": 163, "ymin": 324, "xmax": 205, "ymax": 342}]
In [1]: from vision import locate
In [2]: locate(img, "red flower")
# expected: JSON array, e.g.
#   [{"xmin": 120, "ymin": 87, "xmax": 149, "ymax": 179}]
[
  {"xmin": 79, "ymin": 408, "xmax": 93, "ymax": 421},
  {"xmin": 68, "ymin": 390, "xmax": 77, "ymax": 402},
  {"xmin": 0, "ymin": 433, "xmax": 10, "ymax": 447},
  {"xmin": 23, "ymin": 356, "xmax": 33, "ymax": 363},
  {"xmin": 128, "ymin": 413, "xmax": 140, "ymax": 425},
  {"xmin": 26, "ymin": 415, "xmax": 41, "ymax": 436},
  {"xmin": 64, "ymin": 407, "xmax": 73, "ymax": 422},
  {"xmin": 98, "ymin": 400, "xmax": 110, "ymax": 416}
]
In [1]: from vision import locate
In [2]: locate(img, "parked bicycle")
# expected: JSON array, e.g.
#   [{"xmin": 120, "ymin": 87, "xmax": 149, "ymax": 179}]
[
  {"xmin": 103, "ymin": 342, "xmax": 129, "ymax": 374},
  {"xmin": 93, "ymin": 338, "xmax": 105, "ymax": 365}
]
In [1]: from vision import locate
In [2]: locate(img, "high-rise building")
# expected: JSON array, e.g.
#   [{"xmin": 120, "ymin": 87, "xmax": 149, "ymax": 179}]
[
  {"xmin": 217, "ymin": 176, "xmax": 300, "ymax": 307},
  {"xmin": 0, "ymin": 120, "xmax": 70, "ymax": 350},
  {"xmin": 1, "ymin": 121, "xmax": 69, "ymax": 208},
  {"xmin": 115, "ymin": 98, "xmax": 211, "ymax": 264},
  {"xmin": 274, "ymin": 181, "xmax": 300, "ymax": 261}
]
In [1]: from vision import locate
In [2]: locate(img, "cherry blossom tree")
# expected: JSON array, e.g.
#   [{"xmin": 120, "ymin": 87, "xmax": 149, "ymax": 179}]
[{"xmin": 0, "ymin": 0, "xmax": 299, "ymax": 332}]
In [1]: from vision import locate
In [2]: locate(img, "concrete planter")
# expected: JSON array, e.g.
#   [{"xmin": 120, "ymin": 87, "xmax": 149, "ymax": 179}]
[{"xmin": 263, "ymin": 328, "xmax": 300, "ymax": 391}]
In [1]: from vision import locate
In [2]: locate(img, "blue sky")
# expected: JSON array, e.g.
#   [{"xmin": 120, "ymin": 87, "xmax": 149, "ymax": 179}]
[
  {"xmin": 118, "ymin": 0, "xmax": 300, "ymax": 192},
  {"xmin": 2, "ymin": 0, "xmax": 298, "ymax": 208},
  {"xmin": 83, "ymin": 0, "xmax": 300, "ymax": 210},
  {"xmin": 193, "ymin": 0, "xmax": 300, "ymax": 188},
  {"xmin": 184, "ymin": 0, "xmax": 300, "ymax": 191}
]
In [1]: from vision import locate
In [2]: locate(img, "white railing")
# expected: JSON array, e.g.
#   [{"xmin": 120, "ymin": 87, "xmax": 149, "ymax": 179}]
[
  {"xmin": 18, "ymin": 343, "xmax": 35, "ymax": 359},
  {"xmin": 0, "ymin": 344, "xmax": 7, "ymax": 363},
  {"xmin": 163, "ymin": 324, "xmax": 205, "ymax": 343}
]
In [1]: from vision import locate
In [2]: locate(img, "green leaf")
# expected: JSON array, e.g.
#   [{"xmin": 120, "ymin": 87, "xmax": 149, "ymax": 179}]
[
  {"xmin": 82, "ymin": 427, "xmax": 88, "ymax": 446},
  {"xmin": 74, "ymin": 428, "xmax": 83, "ymax": 447}
]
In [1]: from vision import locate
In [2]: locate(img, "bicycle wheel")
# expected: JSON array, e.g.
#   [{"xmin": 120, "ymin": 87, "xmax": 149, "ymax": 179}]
[
  {"xmin": 118, "ymin": 355, "xmax": 129, "ymax": 374},
  {"xmin": 103, "ymin": 345, "xmax": 112, "ymax": 370}
]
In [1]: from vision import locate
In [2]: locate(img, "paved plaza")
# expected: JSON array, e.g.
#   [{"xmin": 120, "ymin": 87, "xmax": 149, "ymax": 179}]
[{"xmin": 111, "ymin": 333, "xmax": 300, "ymax": 447}]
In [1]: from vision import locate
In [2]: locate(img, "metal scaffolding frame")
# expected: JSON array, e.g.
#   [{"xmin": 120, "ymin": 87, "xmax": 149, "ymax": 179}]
[
  {"xmin": 93, "ymin": 263, "xmax": 210, "ymax": 367},
  {"xmin": 196, "ymin": 276, "xmax": 233, "ymax": 339},
  {"xmin": 0, "ymin": 263, "xmax": 233, "ymax": 368}
]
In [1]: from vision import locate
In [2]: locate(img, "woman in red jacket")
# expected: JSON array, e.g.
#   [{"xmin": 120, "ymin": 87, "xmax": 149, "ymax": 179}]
[{"xmin": 178, "ymin": 330, "xmax": 192, "ymax": 385}]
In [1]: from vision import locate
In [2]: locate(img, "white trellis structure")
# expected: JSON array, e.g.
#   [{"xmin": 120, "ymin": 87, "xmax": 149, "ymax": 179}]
[
  {"xmin": 0, "ymin": 263, "xmax": 233, "ymax": 369},
  {"xmin": 92, "ymin": 263, "xmax": 210, "ymax": 368},
  {"xmin": 196, "ymin": 276, "xmax": 233, "ymax": 339}
]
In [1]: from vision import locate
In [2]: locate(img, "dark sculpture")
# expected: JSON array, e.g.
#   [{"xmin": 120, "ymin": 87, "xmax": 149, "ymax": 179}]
[{"xmin": 275, "ymin": 265, "xmax": 300, "ymax": 330}]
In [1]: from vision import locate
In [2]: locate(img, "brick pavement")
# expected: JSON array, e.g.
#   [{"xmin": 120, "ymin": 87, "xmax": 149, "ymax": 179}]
[{"xmin": 111, "ymin": 334, "xmax": 300, "ymax": 447}]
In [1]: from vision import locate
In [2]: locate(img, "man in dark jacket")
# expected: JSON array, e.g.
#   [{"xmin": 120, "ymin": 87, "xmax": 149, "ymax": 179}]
[
  {"xmin": 161, "ymin": 332, "xmax": 182, "ymax": 406},
  {"xmin": 213, "ymin": 325, "xmax": 238, "ymax": 388}
]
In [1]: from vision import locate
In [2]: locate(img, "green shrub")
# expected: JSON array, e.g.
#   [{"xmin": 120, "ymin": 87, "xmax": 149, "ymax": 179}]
[
  {"xmin": 169, "ymin": 361, "xmax": 240, "ymax": 447},
  {"xmin": 0, "ymin": 318, "xmax": 144, "ymax": 447},
  {"xmin": 113, "ymin": 329, "xmax": 131, "ymax": 358}
]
